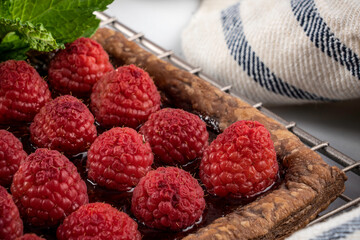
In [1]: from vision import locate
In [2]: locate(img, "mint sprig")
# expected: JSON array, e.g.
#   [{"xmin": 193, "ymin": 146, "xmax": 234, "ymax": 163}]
[
  {"xmin": 0, "ymin": 18, "xmax": 60, "ymax": 60},
  {"xmin": 0, "ymin": 0, "xmax": 114, "ymax": 61}
]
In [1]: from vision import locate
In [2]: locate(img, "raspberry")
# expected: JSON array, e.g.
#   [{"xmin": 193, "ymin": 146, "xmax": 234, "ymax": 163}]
[
  {"xmin": 16, "ymin": 233, "xmax": 45, "ymax": 240},
  {"xmin": 131, "ymin": 167, "xmax": 205, "ymax": 231},
  {"xmin": 0, "ymin": 130, "xmax": 27, "ymax": 186},
  {"xmin": 200, "ymin": 120, "xmax": 279, "ymax": 198},
  {"xmin": 57, "ymin": 202, "xmax": 141, "ymax": 240},
  {"xmin": 139, "ymin": 108, "xmax": 209, "ymax": 165},
  {"xmin": 91, "ymin": 64, "xmax": 161, "ymax": 128},
  {"xmin": 48, "ymin": 37, "xmax": 114, "ymax": 96},
  {"xmin": 0, "ymin": 185, "xmax": 23, "ymax": 239},
  {"xmin": 11, "ymin": 148, "xmax": 89, "ymax": 227},
  {"xmin": 30, "ymin": 95, "xmax": 97, "ymax": 156},
  {"xmin": 87, "ymin": 127, "xmax": 153, "ymax": 191},
  {"xmin": 0, "ymin": 60, "xmax": 51, "ymax": 123}
]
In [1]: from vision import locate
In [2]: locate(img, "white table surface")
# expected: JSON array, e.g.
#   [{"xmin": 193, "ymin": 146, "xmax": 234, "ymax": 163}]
[{"xmin": 105, "ymin": 0, "xmax": 359, "ymax": 203}]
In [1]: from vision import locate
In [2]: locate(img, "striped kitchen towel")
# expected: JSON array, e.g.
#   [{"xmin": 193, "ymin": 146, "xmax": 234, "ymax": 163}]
[
  {"xmin": 181, "ymin": 0, "xmax": 360, "ymax": 105},
  {"xmin": 287, "ymin": 205, "xmax": 360, "ymax": 240}
]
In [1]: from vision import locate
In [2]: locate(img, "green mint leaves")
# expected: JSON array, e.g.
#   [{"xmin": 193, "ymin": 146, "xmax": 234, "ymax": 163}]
[
  {"xmin": 0, "ymin": 0, "xmax": 114, "ymax": 61},
  {"xmin": 0, "ymin": 18, "xmax": 59, "ymax": 60}
]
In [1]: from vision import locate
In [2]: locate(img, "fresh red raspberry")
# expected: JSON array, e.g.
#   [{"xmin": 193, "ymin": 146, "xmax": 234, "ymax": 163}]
[
  {"xmin": 30, "ymin": 95, "xmax": 97, "ymax": 156},
  {"xmin": 48, "ymin": 37, "xmax": 114, "ymax": 96},
  {"xmin": 131, "ymin": 167, "xmax": 205, "ymax": 231},
  {"xmin": 200, "ymin": 120, "xmax": 279, "ymax": 198},
  {"xmin": 139, "ymin": 108, "xmax": 209, "ymax": 165},
  {"xmin": 0, "ymin": 60, "xmax": 51, "ymax": 123},
  {"xmin": 11, "ymin": 148, "xmax": 89, "ymax": 227},
  {"xmin": 0, "ymin": 130, "xmax": 27, "ymax": 187},
  {"xmin": 87, "ymin": 127, "xmax": 153, "ymax": 191},
  {"xmin": 16, "ymin": 233, "xmax": 45, "ymax": 240},
  {"xmin": 57, "ymin": 202, "xmax": 141, "ymax": 240},
  {"xmin": 0, "ymin": 185, "xmax": 23, "ymax": 239},
  {"xmin": 91, "ymin": 64, "xmax": 161, "ymax": 128}
]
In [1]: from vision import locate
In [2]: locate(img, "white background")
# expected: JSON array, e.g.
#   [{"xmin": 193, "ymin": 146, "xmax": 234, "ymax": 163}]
[{"xmin": 105, "ymin": 0, "xmax": 359, "ymax": 204}]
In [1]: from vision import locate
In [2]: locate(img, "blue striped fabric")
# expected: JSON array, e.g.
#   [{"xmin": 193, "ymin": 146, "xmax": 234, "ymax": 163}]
[
  {"xmin": 291, "ymin": 0, "xmax": 360, "ymax": 80},
  {"xmin": 221, "ymin": 3, "xmax": 331, "ymax": 101},
  {"xmin": 310, "ymin": 215, "xmax": 360, "ymax": 240}
]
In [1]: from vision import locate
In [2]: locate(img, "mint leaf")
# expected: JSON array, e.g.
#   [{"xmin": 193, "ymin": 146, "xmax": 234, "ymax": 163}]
[
  {"xmin": 0, "ymin": 18, "xmax": 62, "ymax": 60},
  {"xmin": 0, "ymin": 32, "xmax": 29, "ymax": 60},
  {"xmin": 4, "ymin": 0, "xmax": 114, "ymax": 43},
  {"xmin": 0, "ymin": 0, "xmax": 114, "ymax": 61},
  {"xmin": 0, "ymin": 32, "xmax": 28, "ymax": 50},
  {"xmin": 0, "ymin": 1, "xmax": 11, "ymax": 18}
]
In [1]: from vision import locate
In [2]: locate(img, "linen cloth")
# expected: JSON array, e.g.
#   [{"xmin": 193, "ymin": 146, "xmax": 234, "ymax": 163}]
[
  {"xmin": 181, "ymin": 0, "xmax": 360, "ymax": 105},
  {"xmin": 287, "ymin": 205, "xmax": 360, "ymax": 240}
]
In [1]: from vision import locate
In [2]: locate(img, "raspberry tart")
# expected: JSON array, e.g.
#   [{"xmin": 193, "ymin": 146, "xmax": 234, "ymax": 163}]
[
  {"xmin": 0, "ymin": 29, "xmax": 346, "ymax": 239},
  {"xmin": 92, "ymin": 28, "xmax": 346, "ymax": 240}
]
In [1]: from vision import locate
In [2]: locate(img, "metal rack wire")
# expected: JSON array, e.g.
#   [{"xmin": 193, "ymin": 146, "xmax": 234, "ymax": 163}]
[{"xmin": 94, "ymin": 11, "xmax": 360, "ymax": 225}]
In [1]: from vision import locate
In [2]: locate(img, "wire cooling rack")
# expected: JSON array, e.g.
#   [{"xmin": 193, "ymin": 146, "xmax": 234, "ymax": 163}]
[{"xmin": 95, "ymin": 11, "xmax": 360, "ymax": 226}]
